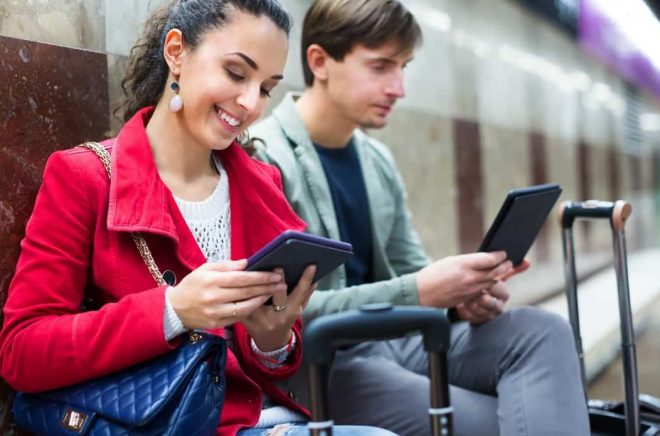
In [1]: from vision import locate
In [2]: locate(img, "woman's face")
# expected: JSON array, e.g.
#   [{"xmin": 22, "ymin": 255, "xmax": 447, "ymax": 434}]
[{"xmin": 172, "ymin": 12, "xmax": 288, "ymax": 150}]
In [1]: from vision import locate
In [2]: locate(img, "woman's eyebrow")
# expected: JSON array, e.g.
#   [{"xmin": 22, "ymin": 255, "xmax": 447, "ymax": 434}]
[{"xmin": 229, "ymin": 52, "xmax": 283, "ymax": 80}]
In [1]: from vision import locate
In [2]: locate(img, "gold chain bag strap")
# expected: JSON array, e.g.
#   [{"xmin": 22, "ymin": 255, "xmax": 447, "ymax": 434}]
[
  {"xmin": 79, "ymin": 141, "xmax": 166, "ymax": 287},
  {"xmin": 8, "ymin": 143, "xmax": 229, "ymax": 435}
]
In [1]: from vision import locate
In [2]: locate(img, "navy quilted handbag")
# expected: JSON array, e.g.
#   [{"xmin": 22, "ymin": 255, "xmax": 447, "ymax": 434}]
[
  {"xmin": 12, "ymin": 331, "xmax": 226, "ymax": 435},
  {"xmin": 11, "ymin": 142, "xmax": 227, "ymax": 435}
]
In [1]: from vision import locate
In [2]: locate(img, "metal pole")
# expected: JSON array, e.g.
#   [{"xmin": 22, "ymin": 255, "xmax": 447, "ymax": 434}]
[
  {"xmin": 612, "ymin": 228, "xmax": 640, "ymax": 436},
  {"xmin": 308, "ymin": 365, "xmax": 333, "ymax": 436},
  {"xmin": 428, "ymin": 351, "xmax": 452, "ymax": 436},
  {"xmin": 561, "ymin": 226, "xmax": 587, "ymax": 392}
]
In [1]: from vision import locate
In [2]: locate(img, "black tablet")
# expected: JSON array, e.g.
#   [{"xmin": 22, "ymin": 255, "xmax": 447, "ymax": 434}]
[
  {"xmin": 478, "ymin": 184, "xmax": 562, "ymax": 266},
  {"xmin": 247, "ymin": 230, "xmax": 353, "ymax": 296}
]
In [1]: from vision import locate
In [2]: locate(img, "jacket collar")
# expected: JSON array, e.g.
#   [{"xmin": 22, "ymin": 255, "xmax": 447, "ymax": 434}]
[
  {"xmin": 271, "ymin": 94, "xmax": 341, "ymax": 240},
  {"xmin": 271, "ymin": 93, "xmax": 375, "ymax": 241},
  {"xmin": 107, "ymin": 107, "xmax": 305, "ymax": 266},
  {"xmin": 107, "ymin": 107, "xmax": 176, "ymax": 236},
  {"xmin": 271, "ymin": 92, "xmax": 374, "ymax": 156}
]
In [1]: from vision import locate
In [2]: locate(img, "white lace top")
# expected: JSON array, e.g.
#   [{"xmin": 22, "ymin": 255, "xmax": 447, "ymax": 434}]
[
  {"xmin": 164, "ymin": 157, "xmax": 305, "ymax": 427},
  {"xmin": 173, "ymin": 160, "xmax": 230, "ymax": 262}
]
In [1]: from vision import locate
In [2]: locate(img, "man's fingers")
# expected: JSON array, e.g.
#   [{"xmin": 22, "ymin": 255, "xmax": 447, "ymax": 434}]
[
  {"xmin": 498, "ymin": 259, "xmax": 531, "ymax": 281},
  {"xmin": 466, "ymin": 251, "xmax": 508, "ymax": 270},
  {"xmin": 468, "ymin": 295, "xmax": 494, "ymax": 318},
  {"xmin": 487, "ymin": 281, "xmax": 510, "ymax": 303}
]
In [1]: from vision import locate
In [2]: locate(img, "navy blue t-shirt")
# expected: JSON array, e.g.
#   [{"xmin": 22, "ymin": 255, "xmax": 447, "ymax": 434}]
[{"xmin": 314, "ymin": 140, "xmax": 373, "ymax": 286}]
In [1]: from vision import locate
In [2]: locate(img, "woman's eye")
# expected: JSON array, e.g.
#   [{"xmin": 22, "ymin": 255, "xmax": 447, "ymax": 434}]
[
  {"xmin": 260, "ymin": 87, "xmax": 272, "ymax": 98},
  {"xmin": 226, "ymin": 69, "xmax": 244, "ymax": 81}
]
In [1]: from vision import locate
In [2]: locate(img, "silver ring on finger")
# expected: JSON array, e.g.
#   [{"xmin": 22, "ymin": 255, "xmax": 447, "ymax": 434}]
[
  {"xmin": 490, "ymin": 296, "xmax": 498, "ymax": 311},
  {"xmin": 272, "ymin": 304, "xmax": 288, "ymax": 312}
]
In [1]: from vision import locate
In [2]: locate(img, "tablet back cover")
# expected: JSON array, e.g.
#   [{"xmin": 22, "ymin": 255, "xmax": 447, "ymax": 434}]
[
  {"xmin": 248, "ymin": 239, "xmax": 353, "ymax": 292},
  {"xmin": 480, "ymin": 186, "xmax": 561, "ymax": 265}
]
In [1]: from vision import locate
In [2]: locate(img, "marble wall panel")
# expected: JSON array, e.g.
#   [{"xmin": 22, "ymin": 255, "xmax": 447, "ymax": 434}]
[
  {"xmin": 0, "ymin": 36, "xmax": 109, "ymax": 320},
  {"xmin": 453, "ymin": 118, "xmax": 484, "ymax": 253},
  {"xmin": 107, "ymin": 53, "xmax": 129, "ymax": 135},
  {"xmin": 480, "ymin": 123, "xmax": 540, "ymax": 257},
  {"xmin": 607, "ymin": 146, "xmax": 621, "ymax": 201},
  {"xmin": 547, "ymin": 136, "xmax": 578, "ymax": 258},
  {"xmin": 369, "ymin": 110, "xmax": 457, "ymax": 259},
  {"xmin": 398, "ymin": 0, "xmax": 453, "ymax": 118},
  {"xmin": 0, "ymin": 0, "xmax": 105, "ymax": 51},
  {"xmin": 588, "ymin": 144, "xmax": 615, "ymax": 251},
  {"xmin": 104, "ymin": 0, "xmax": 167, "ymax": 56},
  {"xmin": 529, "ymin": 132, "xmax": 551, "ymax": 262}
]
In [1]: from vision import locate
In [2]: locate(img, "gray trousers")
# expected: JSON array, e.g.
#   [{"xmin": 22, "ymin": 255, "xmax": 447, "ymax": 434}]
[{"xmin": 327, "ymin": 307, "xmax": 590, "ymax": 436}]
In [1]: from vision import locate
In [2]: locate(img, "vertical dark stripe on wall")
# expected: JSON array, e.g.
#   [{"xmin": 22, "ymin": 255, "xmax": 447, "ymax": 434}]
[
  {"xmin": 577, "ymin": 140, "xmax": 592, "ymax": 247},
  {"xmin": 629, "ymin": 154, "xmax": 645, "ymax": 250},
  {"xmin": 453, "ymin": 119, "xmax": 484, "ymax": 253},
  {"xmin": 529, "ymin": 132, "xmax": 549, "ymax": 262},
  {"xmin": 607, "ymin": 146, "xmax": 620, "ymax": 200},
  {"xmin": 630, "ymin": 154, "xmax": 643, "ymax": 191}
]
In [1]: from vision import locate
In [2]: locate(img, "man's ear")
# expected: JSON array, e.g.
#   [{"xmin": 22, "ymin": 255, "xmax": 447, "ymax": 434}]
[
  {"xmin": 306, "ymin": 43, "xmax": 331, "ymax": 82},
  {"xmin": 163, "ymin": 29, "xmax": 186, "ymax": 75}
]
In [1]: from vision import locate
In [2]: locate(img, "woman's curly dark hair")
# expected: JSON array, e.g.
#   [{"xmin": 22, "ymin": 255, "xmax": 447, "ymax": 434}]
[{"xmin": 115, "ymin": 0, "xmax": 291, "ymax": 153}]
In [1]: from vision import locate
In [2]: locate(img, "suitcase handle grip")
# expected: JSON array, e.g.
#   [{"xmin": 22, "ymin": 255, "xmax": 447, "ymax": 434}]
[
  {"xmin": 558, "ymin": 200, "xmax": 632, "ymax": 231},
  {"xmin": 303, "ymin": 304, "xmax": 449, "ymax": 365}
]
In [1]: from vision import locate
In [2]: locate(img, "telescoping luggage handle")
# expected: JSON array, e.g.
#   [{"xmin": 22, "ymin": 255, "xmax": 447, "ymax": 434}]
[
  {"xmin": 558, "ymin": 200, "xmax": 639, "ymax": 436},
  {"xmin": 303, "ymin": 304, "xmax": 451, "ymax": 436}
]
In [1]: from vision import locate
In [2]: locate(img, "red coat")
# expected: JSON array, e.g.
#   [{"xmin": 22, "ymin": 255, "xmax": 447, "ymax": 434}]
[{"xmin": 0, "ymin": 107, "xmax": 310, "ymax": 435}]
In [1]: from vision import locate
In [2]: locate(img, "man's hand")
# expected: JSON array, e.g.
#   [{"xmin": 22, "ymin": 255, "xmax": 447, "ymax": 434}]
[
  {"xmin": 416, "ymin": 251, "xmax": 512, "ymax": 308},
  {"xmin": 455, "ymin": 258, "xmax": 531, "ymax": 324},
  {"xmin": 498, "ymin": 259, "xmax": 531, "ymax": 281},
  {"xmin": 456, "ymin": 280, "xmax": 509, "ymax": 324}
]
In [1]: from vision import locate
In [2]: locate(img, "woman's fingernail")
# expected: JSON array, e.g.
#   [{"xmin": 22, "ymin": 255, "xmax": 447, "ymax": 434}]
[
  {"xmin": 276, "ymin": 283, "xmax": 287, "ymax": 292},
  {"xmin": 271, "ymin": 274, "xmax": 282, "ymax": 282}
]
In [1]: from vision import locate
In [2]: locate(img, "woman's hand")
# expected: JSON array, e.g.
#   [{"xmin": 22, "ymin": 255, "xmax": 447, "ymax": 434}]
[
  {"xmin": 241, "ymin": 265, "xmax": 317, "ymax": 352},
  {"xmin": 168, "ymin": 259, "xmax": 287, "ymax": 330}
]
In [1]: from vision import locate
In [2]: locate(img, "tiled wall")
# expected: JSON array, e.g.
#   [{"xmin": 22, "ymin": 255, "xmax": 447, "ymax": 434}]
[{"xmin": 1, "ymin": 0, "xmax": 659, "ymax": 330}]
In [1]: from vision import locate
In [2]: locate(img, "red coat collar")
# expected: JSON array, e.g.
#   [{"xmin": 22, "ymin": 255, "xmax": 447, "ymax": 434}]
[{"xmin": 106, "ymin": 107, "xmax": 305, "ymax": 266}]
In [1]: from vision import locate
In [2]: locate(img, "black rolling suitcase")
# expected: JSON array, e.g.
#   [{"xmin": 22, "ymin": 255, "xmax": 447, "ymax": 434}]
[
  {"xmin": 303, "ymin": 304, "xmax": 452, "ymax": 436},
  {"xmin": 559, "ymin": 200, "xmax": 660, "ymax": 436}
]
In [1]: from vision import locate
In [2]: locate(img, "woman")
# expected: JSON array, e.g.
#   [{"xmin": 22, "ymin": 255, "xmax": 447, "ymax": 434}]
[{"xmin": 0, "ymin": 0, "xmax": 393, "ymax": 435}]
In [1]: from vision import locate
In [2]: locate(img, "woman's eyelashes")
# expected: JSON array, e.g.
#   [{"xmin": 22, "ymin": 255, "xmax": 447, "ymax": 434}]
[
  {"xmin": 225, "ymin": 68, "xmax": 272, "ymax": 98},
  {"xmin": 226, "ymin": 68, "xmax": 244, "ymax": 82}
]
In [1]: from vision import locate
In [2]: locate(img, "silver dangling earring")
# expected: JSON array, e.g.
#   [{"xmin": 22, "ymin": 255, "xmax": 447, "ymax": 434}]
[{"xmin": 169, "ymin": 80, "xmax": 183, "ymax": 113}]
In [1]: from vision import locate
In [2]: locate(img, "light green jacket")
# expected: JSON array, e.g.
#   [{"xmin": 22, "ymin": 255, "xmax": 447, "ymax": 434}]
[{"xmin": 252, "ymin": 93, "xmax": 430, "ymax": 322}]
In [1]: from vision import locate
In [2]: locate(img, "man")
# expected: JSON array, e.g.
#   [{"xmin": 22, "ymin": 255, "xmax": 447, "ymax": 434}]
[{"xmin": 252, "ymin": 1, "xmax": 590, "ymax": 434}]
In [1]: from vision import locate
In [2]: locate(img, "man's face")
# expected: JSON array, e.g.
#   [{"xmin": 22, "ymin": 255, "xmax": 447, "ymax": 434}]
[{"xmin": 324, "ymin": 40, "xmax": 414, "ymax": 129}]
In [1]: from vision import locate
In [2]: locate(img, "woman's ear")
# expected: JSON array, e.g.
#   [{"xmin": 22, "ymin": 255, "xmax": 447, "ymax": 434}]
[
  {"xmin": 306, "ymin": 43, "xmax": 331, "ymax": 82},
  {"xmin": 163, "ymin": 29, "xmax": 185, "ymax": 75}
]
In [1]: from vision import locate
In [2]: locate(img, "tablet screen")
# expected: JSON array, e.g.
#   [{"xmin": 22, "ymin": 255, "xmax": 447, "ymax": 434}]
[{"xmin": 479, "ymin": 184, "xmax": 562, "ymax": 265}]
